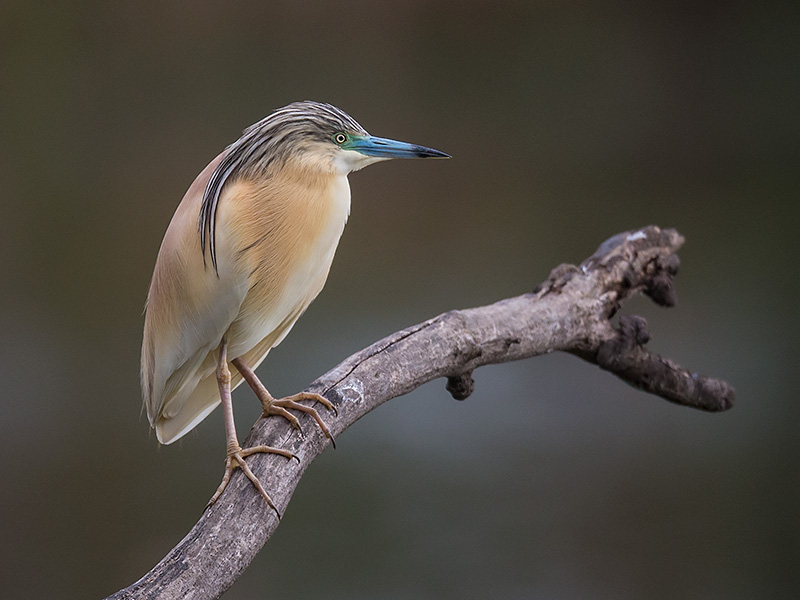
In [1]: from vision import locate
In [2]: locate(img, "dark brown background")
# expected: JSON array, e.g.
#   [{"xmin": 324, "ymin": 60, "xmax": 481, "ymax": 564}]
[{"xmin": 1, "ymin": 2, "xmax": 797, "ymax": 598}]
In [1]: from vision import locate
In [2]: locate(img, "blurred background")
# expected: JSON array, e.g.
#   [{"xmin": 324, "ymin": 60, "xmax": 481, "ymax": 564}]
[{"xmin": 1, "ymin": 1, "xmax": 798, "ymax": 598}]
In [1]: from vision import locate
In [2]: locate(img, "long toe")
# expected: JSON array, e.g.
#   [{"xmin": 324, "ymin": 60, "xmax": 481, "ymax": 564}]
[
  {"xmin": 291, "ymin": 392, "xmax": 336, "ymax": 413},
  {"xmin": 270, "ymin": 393, "xmax": 335, "ymax": 444},
  {"xmin": 234, "ymin": 452, "xmax": 281, "ymax": 517}
]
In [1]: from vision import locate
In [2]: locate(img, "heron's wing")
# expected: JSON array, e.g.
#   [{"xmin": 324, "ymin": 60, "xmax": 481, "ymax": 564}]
[
  {"xmin": 141, "ymin": 152, "xmax": 249, "ymax": 444},
  {"xmin": 151, "ymin": 303, "xmax": 307, "ymax": 444}
]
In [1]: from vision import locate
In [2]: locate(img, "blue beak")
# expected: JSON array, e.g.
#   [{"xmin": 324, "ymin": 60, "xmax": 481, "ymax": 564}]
[{"xmin": 348, "ymin": 135, "xmax": 450, "ymax": 159}]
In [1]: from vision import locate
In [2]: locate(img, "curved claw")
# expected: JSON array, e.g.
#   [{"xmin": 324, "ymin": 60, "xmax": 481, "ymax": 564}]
[{"xmin": 265, "ymin": 405, "xmax": 303, "ymax": 431}]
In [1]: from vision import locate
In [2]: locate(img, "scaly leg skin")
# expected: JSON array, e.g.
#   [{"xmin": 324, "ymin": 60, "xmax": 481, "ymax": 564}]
[
  {"xmin": 232, "ymin": 357, "xmax": 337, "ymax": 449},
  {"xmin": 207, "ymin": 339, "xmax": 297, "ymax": 515}
]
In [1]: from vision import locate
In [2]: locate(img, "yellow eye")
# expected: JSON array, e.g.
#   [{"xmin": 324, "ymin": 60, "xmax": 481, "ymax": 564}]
[{"xmin": 333, "ymin": 133, "xmax": 348, "ymax": 145}]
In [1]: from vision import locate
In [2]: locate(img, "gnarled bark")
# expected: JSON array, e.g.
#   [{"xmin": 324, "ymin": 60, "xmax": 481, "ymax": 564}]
[{"xmin": 106, "ymin": 225, "xmax": 733, "ymax": 600}]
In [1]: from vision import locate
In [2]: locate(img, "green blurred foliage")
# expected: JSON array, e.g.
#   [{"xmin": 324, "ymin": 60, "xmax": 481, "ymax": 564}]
[{"xmin": 1, "ymin": 1, "xmax": 798, "ymax": 598}]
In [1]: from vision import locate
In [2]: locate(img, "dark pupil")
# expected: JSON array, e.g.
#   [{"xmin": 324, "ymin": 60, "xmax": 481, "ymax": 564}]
[{"xmin": 336, "ymin": 134, "xmax": 345, "ymax": 143}]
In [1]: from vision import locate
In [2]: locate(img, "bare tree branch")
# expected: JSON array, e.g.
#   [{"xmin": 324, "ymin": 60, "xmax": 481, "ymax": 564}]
[{"xmin": 105, "ymin": 225, "xmax": 733, "ymax": 600}]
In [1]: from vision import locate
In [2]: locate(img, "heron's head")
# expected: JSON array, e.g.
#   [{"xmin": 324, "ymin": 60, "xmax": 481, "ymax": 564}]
[
  {"xmin": 199, "ymin": 101, "xmax": 449, "ymax": 271},
  {"xmin": 234, "ymin": 100, "xmax": 450, "ymax": 176}
]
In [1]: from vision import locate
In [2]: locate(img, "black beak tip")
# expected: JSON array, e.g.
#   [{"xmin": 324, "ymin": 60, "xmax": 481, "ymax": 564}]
[{"xmin": 418, "ymin": 147, "xmax": 451, "ymax": 159}]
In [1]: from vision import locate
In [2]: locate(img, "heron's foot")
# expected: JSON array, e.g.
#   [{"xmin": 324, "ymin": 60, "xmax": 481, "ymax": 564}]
[
  {"xmin": 207, "ymin": 444, "xmax": 297, "ymax": 515},
  {"xmin": 263, "ymin": 392, "xmax": 337, "ymax": 448}
]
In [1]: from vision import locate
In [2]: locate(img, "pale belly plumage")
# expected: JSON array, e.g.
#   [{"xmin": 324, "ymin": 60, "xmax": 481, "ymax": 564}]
[{"xmin": 226, "ymin": 174, "xmax": 351, "ymax": 360}]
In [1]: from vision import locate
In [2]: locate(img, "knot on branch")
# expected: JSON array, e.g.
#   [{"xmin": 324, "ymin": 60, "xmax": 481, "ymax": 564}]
[
  {"xmin": 597, "ymin": 315, "xmax": 651, "ymax": 368},
  {"xmin": 533, "ymin": 263, "xmax": 581, "ymax": 294},
  {"xmin": 642, "ymin": 253, "xmax": 680, "ymax": 307},
  {"xmin": 446, "ymin": 371, "xmax": 475, "ymax": 401}
]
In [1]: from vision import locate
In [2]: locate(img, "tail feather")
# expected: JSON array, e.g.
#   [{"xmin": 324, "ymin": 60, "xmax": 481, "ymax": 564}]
[{"xmin": 155, "ymin": 367, "xmax": 244, "ymax": 444}]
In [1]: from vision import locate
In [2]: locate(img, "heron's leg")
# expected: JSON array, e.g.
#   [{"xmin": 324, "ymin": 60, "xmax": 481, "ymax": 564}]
[
  {"xmin": 232, "ymin": 357, "xmax": 336, "ymax": 448},
  {"xmin": 207, "ymin": 338, "xmax": 297, "ymax": 515}
]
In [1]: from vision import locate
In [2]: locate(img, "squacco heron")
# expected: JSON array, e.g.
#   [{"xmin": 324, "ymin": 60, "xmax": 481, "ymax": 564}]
[{"xmin": 141, "ymin": 101, "xmax": 449, "ymax": 510}]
